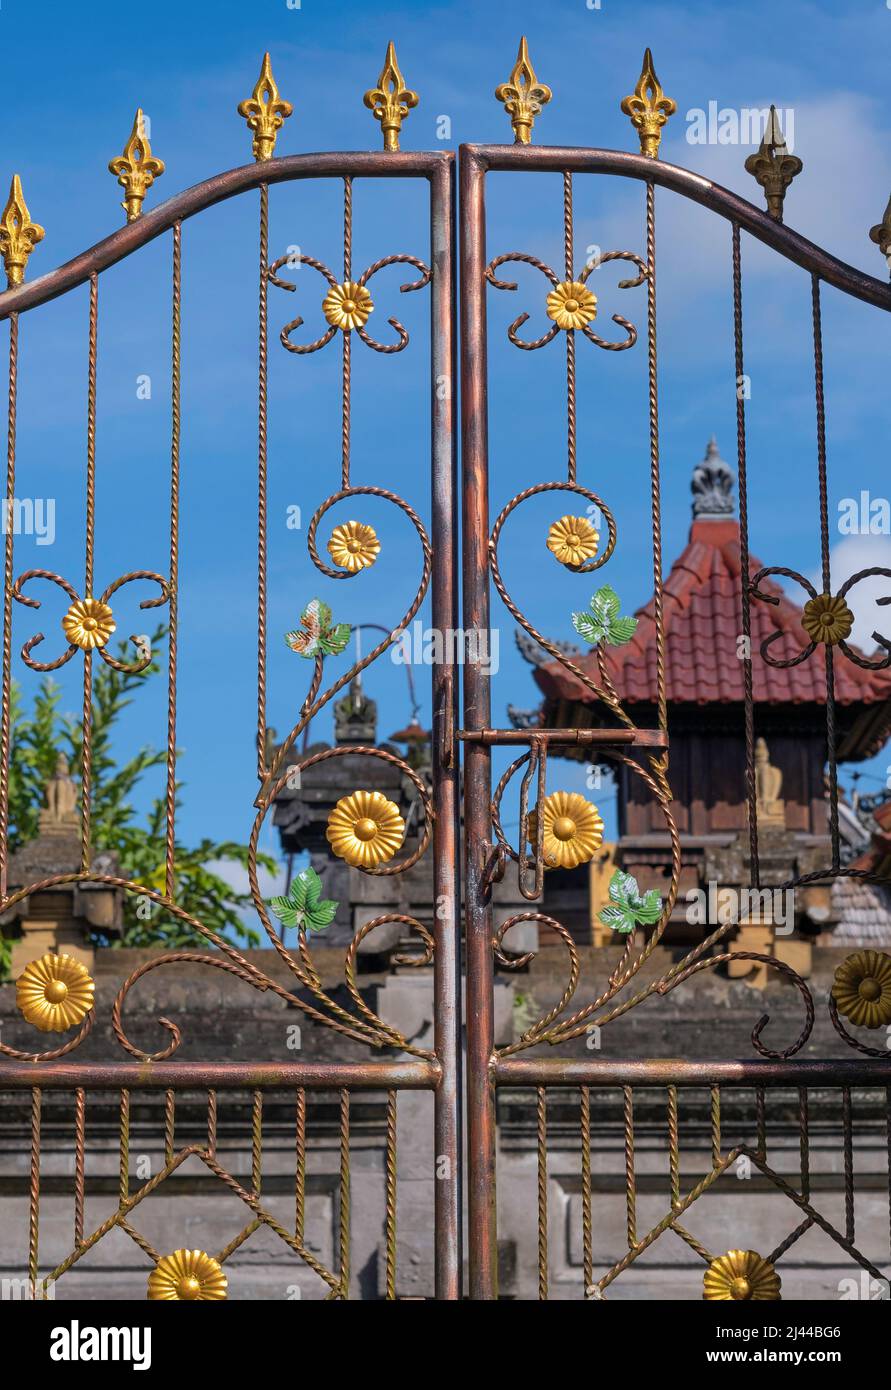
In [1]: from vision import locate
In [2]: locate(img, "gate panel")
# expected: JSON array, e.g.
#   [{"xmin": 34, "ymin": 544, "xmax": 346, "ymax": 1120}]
[
  {"xmin": 0, "ymin": 143, "xmax": 460, "ymax": 1299},
  {"xmin": 459, "ymin": 139, "xmax": 891, "ymax": 1299}
]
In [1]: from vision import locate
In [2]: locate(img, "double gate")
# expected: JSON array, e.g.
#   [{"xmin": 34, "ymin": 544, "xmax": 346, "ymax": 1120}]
[{"xmin": 0, "ymin": 45, "xmax": 889, "ymax": 1300}]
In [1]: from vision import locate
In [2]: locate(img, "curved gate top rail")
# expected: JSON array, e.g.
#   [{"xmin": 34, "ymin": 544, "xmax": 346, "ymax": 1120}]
[
  {"xmin": 463, "ymin": 145, "xmax": 891, "ymax": 311},
  {"xmin": 0, "ymin": 150, "xmax": 454, "ymax": 320},
  {"xmin": 2, "ymin": 146, "xmax": 887, "ymax": 320}
]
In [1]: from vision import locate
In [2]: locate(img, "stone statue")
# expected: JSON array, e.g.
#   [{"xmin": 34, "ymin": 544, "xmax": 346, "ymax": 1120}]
[
  {"xmin": 38, "ymin": 753, "xmax": 80, "ymax": 830},
  {"xmin": 691, "ymin": 436, "xmax": 734, "ymax": 518},
  {"xmin": 334, "ymin": 676, "xmax": 378, "ymax": 745},
  {"xmin": 754, "ymin": 737, "xmax": 785, "ymax": 828}
]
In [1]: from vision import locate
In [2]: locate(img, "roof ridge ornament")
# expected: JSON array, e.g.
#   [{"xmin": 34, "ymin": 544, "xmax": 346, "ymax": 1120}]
[
  {"xmin": 363, "ymin": 41, "xmax": 418, "ymax": 152},
  {"xmin": 870, "ymin": 193, "xmax": 891, "ymax": 273},
  {"xmin": 692, "ymin": 436, "xmax": 735, "ymax": 519},
  {"xmin": 620, "ymin": 48, "xmax": 676, "ymax": 158},
  {"xmin": 237, "ymin": 52, "xmax": 293, "ymax": 162},
  {"xmin": 744, "ymin": 105, "xmax": 802, "ymax": 222},
  {"xmin": 108, "ymin": 109, "xmax": 165, "ymax": 223},
  {"xmin": 0, "ymin": 174, "xmax": 44, "ymax": 287},
  {"xmin": 495, "ymin": 36, "xmax": 552, "ymax": 145}
]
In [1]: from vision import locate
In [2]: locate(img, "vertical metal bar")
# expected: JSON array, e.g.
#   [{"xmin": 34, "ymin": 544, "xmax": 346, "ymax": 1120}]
[
  {"xmin": 645, "ymin": 181, "xmax": 668, "ymax": 744},
  {"xmin": 732, "ymin": 223, "xmax": 759, "ymax": 890},
  {"xmin": 80, "ymin": 274, "xmax": 99, "ymax": 871},
  {"xmin": 165, "ymin": 223, "xmax": 182, "ymax": 898},
  {"xmin": 537, "ymin": 1087, "xmax": 548, "ymax": 1300},
  {"xmin": 164, "ymin": 1089, "xmax": 175, "ymax": 1166},
  {"xmin": 251, "ymin": 1089, "xmax": 263, "ymax": 1195},
  {"xmin": 811, "ymin": 273, "xmax": 840, "ymax": 870},
  {"xmin": 84, "ymin": 273, "xmax": 98, "ymax": 596},
  {"xmin": 563, "ymin": 172, "xmax": 576, "ymax": 484},
  {"xmin": 341, "ymin": 177, "xmax": 352, "ymax": 490},
  {"xmin": 580, "ymin": 1086, "xmax": 592, "ymax": 1293},
  {"xmin": 80, "ymin": 649, "xmax": 93, "ymax": 872},
  {"xmin": 667, "ymin": 1085, "xmax": 680, "ymax": 1206},
  {"xmin": 756, "ymin": 1086, "xmax": 767, "ymax": 1159},
  {"xmin": 0, "ymin": 312, "xmax": 18, "ymax": 897},
  {"xmin": 710, "ymin": 1085, "xmax": 721, "ymax": 1168},
  {"xmin": 339, "ymin": 1089, "xmax": 350, "ymax": 1299},
  {"xmin": 206, "ymin": 1089, "xmax": 217, "ymax": 1158},
  {"xmin": 74, "ymin": 1087, "xmax": 85, "ymax": 1247},
  {"xmin": 385, "ymin": 1090, "xmax": 397, "ymax": 1301},
  {"xmin": 799, "ymin": 1086, "xmax": 810, "ymax": 1200},
  {"xmin": 29, "ymin": 1087, "xmax": 40, "ymax": 1300},
  {"xmin": 842, "ymin": 1086, "xmax": 854, "ymax": 1243},
  {"xmin": 295, "ymin": 1088, "xmax": 306, "ymax": 1242},
  {"xmin": 256, "ymin": 183, "xmax": 269, "ymax": 780},
  {"xmin": 624, "ymin": 1085, "xmax": 637, "ymax": 1246},
  {"xmin": 460, "ymin": 144, "xmax": 497, "ymax": 1300},
  {"xmin": 119, "ymin": 1089, "xmax": 130, "ymax": 1207},
  {"xmin": 429, "ymin": 154, "xmax": 462, "ymax": 1300},
  {"xmin": 519, "ymin": 737, "xmax": 547, "ymax": 900}
]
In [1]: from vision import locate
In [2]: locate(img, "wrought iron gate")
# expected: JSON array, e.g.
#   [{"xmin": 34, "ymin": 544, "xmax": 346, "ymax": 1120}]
[
  {"xmin": 1, "ymin": 41, "xmax": 891, "ymax": 1301},
  {"xmin": 0, "ymin": 53, "xmax": 461, "ymax": 1301},
  {"xmin": 458, "ymin": 50, "xmax": 891, "ymax": 1300}
]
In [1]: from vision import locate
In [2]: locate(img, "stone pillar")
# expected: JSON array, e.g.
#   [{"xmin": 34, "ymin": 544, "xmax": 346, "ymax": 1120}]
[{"xmin": 3, "ymin": 758, "xmax": 122, "ymax": 976}]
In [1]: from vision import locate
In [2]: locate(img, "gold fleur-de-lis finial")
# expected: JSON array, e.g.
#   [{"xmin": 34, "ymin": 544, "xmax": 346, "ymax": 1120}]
[
  {"xmin": 237, "ymin": 52, "xmax": 293, "ymax": 162},
  {"xmin": 108, "ymin": 109, "xmax": 165, "ymax": 223},
  {"xmin": 870, "ymin": 193, "xmax": 891, "ymax": 272},
  {"xmin": 621, "ymin": 48, "xmax": 676, "ymax": 158},
  {"xmin": 495, "ymin": 36, "xmax": 552, "ymax": 145},
  {"xmin": 0, "ymin": 175, "xmax": 45, "ymax": 288},
  {"xmin": 363, "ymin": 41, "xmax": 418, "ymax": 152},
  {"xmin": 744, "ymin": 106, "xmax": 802, "ymax": 222}
]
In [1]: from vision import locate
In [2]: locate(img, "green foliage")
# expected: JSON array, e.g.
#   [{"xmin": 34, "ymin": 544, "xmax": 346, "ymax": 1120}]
[
  {"xmin": 285, "ymin": 599, "xmax": 350, "ymax": 659},
  {"xmin": 269, "ymin": 866, "xmax": 338, "ymax": 934},
  {"xmin": 599, "ymin": 869, "xmax": 662, "ymax": 935},
  {"xmin": 572, "ymin": 585, "xmax": 639, "ymax": 648},
  {"xmin": 3, "ymin": 626, "xmax": 276, "ymax": 966}
]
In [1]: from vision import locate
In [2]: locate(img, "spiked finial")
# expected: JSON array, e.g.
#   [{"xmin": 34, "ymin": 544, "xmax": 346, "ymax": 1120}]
[
  {"xmin": 495, "ymin": 37, "xmax": 552, "ymax": 145},
  {"xmin": 108, "ymin": 110, "xmax": 165, "ymax": 223},
  {"xmin": 869, "ymin": 193, "xmax": 891, "ymax": 273},
  {"xmin": 363, "ymin": 42, "xmax": 418, "ymax": 152},
  {"xmin": 237, "ymin": 52, "xmax": 293, "ymax": 162},
  {"xmin": 0, "ymin": 176, "xmax": 45, "ymax": 288},
  {"xmin": 744, "ymin": 106, "xmax": 802, "ymax": 222},
  {"xmin": 620, "ymin": 48, "xmax": 676, "ymax": 158}
]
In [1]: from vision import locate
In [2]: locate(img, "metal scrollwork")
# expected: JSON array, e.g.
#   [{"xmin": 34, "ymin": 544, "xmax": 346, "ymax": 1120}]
[
  {"xmin": 269, "ymin": 250, "xmax": 430, "ymax": 356},
  {"xmin": 480, "ymin": 167, "xmax": 822, "ymax": 1065},
  {"xmin": 749, "ymin": 564, "xmax": 891, "ymax": 671},
  {"xmin": 3, "ymin": 169, "xmax": 438, "ymax": 1066},
  {"xmin": 12, "ymin": 569, "xmax": 168, "ymax": 674},
  {"xmin": 485, "ymin": 248, "xmax": 647, "ymax": 352}
]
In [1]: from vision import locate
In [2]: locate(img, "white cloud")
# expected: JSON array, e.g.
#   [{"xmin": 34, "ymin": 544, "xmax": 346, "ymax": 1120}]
[
  {"xmin": 815, "ymin": 536, "xmax": 891, "ymax": 653},
  {"xmin": 577, "ymin": 91, "xmax": 891, "ymax": 308},
  {"xmin": 206, "ymin": 857, "xmax": 287, "ymax": 901}
]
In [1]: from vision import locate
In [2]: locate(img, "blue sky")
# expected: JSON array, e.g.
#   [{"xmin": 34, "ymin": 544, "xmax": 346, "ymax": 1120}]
[{"xmin": 1, "ymin": 0, "xmax": 889, "ymax": 880}]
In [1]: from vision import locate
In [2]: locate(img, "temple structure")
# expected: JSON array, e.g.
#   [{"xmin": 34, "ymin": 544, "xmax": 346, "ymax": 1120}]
[
  {"xmin": 520, "ymin": 438, "xmax": 891, "ymax": 966},
  {"xmin": 0, "ymin": 756, "xmax": 122, "ymax": 976},
  {"xmin": 272, "ymin": 673, "xmax": 531, "ymax": 956}
]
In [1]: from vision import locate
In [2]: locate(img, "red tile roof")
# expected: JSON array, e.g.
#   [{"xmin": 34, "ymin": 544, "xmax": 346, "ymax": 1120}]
[{"xmin": 535, "ymin": 518, "xmax": 891, "ymax": 723}]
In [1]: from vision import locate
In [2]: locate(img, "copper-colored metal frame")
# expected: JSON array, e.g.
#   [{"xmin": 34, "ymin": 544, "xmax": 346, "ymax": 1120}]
[
  {"xmin": 0, "ymin": 150, "xmax": 462, "ymax": 1298},
  {"xmin": 460, "ymin": 142, "xmax": 891, "ymax": 1299}
]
